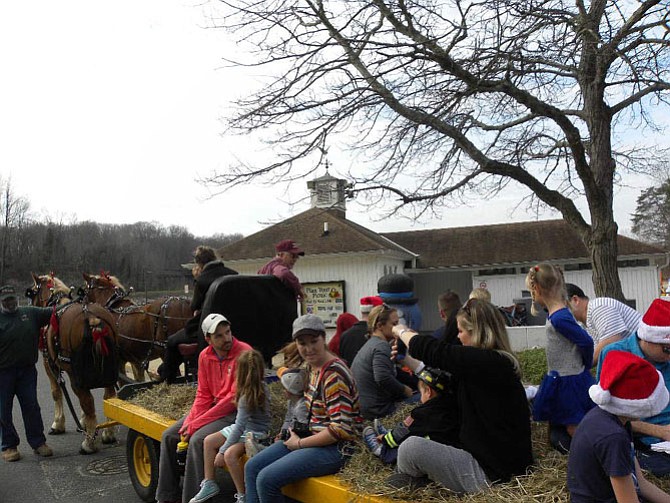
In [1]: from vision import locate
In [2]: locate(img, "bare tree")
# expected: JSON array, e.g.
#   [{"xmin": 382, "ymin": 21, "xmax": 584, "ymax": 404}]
[
  {"xmin": 0, "ymin": 177, "xmax": 31, "ymax": 284},
  {"xmin": 204, "ymin": 0, "xmax": 670, "ymax": 299}
]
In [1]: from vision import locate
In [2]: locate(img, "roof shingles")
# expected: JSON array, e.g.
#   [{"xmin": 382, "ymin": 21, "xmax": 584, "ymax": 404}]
[
  {"xmin": 383, "ymin": 220, "xmax": 665, "ymax": 269},
  {"xmin": 218, "ymin": 207, "xmax": 413, "ymax": 261}
]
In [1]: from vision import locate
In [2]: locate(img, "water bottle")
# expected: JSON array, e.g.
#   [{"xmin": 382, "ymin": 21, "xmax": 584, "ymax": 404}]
[{"xmin": 176, "ymin": 437, "xmax": 188, "ymax": 475}]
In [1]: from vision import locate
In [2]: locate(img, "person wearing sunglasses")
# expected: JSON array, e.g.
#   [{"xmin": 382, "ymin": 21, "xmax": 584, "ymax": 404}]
[
  {"xmin": 596, "ymin": 298, "xmax": 670, "ymax": 476},
  {"xmin": 388, "ymin": 298, "xmax": 533, "ymax": 495}
]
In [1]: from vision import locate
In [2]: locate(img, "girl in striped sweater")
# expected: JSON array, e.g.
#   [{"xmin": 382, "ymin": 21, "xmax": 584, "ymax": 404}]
[{"xmin": 244, "ymin": 314, "xmax": 362, "ymax": 503}]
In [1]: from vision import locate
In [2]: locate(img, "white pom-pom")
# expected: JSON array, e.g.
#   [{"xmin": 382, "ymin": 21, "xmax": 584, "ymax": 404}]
[{"xmin": 589, "ymin": 385, "xmax": 611, "ymax": 405}]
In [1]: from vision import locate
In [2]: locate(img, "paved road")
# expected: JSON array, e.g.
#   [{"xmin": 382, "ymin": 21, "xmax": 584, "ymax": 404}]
[{"xmin": 0, "ymin": 361, "xmax": 236, "ymax": 503}]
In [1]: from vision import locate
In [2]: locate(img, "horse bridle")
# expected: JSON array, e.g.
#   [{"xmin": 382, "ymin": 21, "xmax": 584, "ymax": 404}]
[
  {"xmin": 85, "ymin": 279, "xmax": 129, "ymax": 310},
  {"xmin": 26, "ymin": 279, "xmax": 70, "ymax": 307}
]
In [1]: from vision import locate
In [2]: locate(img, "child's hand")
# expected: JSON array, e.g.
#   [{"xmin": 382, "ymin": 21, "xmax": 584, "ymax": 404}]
[{"xmin": 214, "ymin": 452, "xmax": 226, "ymax": 468}]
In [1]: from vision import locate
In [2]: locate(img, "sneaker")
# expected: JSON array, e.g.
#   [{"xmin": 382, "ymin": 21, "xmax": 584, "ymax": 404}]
[
  {"xmin": 2, "ymin": 448, "xmax": 21, "ymax": 462},
  {"xmin": 34, "ymin": 444, "xmax": 53, "ymax": 457},
  {"xmin": 188, "ymin": 479, "xmax": 220, "ymax": 503},
  {"xmin": 373, "ymin": 418, "xmax": 388, "ymax": 436},
  {"xmin": 234, "ymin": 493, "xmax": 246, "ymax": 503},
  {"xmin": 362, "ymin": 426, "xmax": 382, "ymax": 457}
]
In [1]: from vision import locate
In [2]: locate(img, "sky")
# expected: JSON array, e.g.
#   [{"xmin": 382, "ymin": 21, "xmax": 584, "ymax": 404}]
[{"xmin": 0, "ymin": 0, "xmax": 664, "ymax": 239}]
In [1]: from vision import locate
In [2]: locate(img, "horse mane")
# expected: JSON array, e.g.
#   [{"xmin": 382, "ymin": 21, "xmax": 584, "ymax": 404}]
[
  {"xmin": 48, "ymin": 275, "xmax": 70, "ymax": 294},
  {"xmin": 37, "ymin": 274, "xmax": 70, "ymax": 294},
  {"xmin": 97, "ymin": 274, "xmax": 125, "ymax": 291}
]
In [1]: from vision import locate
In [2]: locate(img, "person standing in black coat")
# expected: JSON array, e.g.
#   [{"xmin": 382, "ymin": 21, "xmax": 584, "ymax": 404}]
[{"xmin": 160, "ymin": 246, "xmax": 238, "ymax": 383}]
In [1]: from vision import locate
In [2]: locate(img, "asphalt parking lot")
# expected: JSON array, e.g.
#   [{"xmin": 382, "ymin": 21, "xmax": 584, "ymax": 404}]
[{"xmin": 0, "ymin": 362, "xmax": 235, "ymax": 503}]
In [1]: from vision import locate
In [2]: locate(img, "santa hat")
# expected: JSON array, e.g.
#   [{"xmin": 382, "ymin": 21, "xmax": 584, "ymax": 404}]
[
  {"xmin": 638, "ymin": 298, "xmax": 670, "ymax": 343},
  {"xmin": 360, "ymin": 296, "xmax": 383, "ymax": 314},
  {"xmin": 589, "ymin": 350, "xmax": 669, "ymax": 419}
]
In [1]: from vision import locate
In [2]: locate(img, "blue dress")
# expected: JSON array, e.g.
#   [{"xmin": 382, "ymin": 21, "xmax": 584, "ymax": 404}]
[{"xmin": 532, "ymin": 307, "xmax": 595, "ymax": 425}]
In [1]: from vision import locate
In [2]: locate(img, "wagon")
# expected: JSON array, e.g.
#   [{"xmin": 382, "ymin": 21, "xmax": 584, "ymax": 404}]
[{"xmin": 103, "ymin": 383, "xmax": 395, "ymax": 503}]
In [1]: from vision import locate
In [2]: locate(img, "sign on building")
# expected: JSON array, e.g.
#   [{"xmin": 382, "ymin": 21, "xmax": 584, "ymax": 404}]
[{"xmin": 301, "ymin": 281, "xmax": 346, "ymax": 328}]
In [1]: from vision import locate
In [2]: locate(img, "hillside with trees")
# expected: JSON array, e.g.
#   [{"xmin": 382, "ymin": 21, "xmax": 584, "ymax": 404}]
[{"xmin": 0, "ymin": 219, "xmax": 242, "ymax": 292}]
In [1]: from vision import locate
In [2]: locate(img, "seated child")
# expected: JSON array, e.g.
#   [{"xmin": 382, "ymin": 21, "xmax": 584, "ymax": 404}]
[
  {"xmin": 190, "ymin": 350, "xmax": 270, "ymax": 503},
  {"xmin": 568, "ymin": 350, "xmax": 670, "ymax": 502},
  {"xmin": 245, "ymin": 366, "xmax": 308, "ymax": 457},
  {"xmin": 362, "ymin": 366, "xmax": 459, "ymax": 464}
]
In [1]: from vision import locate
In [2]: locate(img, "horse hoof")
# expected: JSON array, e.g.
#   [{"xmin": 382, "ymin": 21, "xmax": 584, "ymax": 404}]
[
  {"xmin": 79, "ymin": 447, "xmax": 95, "ymax": 455},
  {"xmin": 101, "ymin": 436, "xmax": 116, "ymax": 445},
  {"xmin": 48, "ymin": 428, "xmax": 65, "ymax": 435}
]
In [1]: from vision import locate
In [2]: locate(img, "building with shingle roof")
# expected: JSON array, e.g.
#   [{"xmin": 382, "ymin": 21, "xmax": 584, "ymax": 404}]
[{"xmin": 219, "ymin": 175, "xmax": 668, "ymax": 331}]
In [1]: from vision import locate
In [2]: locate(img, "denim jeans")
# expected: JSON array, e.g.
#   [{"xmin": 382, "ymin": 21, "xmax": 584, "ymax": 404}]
[
  {"xmin": 244, "ymin": 440, "xmax": 347, "ymax": 503},
  {"xmin": 0, "ymin": 365, "xmax": 46, "ymax": 451}
]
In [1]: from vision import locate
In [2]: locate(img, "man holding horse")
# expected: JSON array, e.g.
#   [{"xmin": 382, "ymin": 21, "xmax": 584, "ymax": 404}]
[
  {"xmin": 156, "ymin": 313, "xmax": 251, "ymax": 503},
  {"xmin": 0, "ymin": 285, "xmax": 54, "ymax": 462}
]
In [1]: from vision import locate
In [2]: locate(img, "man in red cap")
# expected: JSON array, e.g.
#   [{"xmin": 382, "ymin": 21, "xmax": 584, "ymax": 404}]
[
  {"xmin": 597, "ymin": 297, "xmax": 670, "ymax": 475},
  {"xmin": 258, "ymin": 239, "xmax": 305, "ymax": 299}
]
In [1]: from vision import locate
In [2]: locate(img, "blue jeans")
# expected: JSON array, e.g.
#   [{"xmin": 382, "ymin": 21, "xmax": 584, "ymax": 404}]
[
  {"xmin": 244, "ymin": 440, "xmax": 347, "ymax": 503},
  {"xmin": 0, "ymin": 365, "xmax": 46, "ymax": 451}
]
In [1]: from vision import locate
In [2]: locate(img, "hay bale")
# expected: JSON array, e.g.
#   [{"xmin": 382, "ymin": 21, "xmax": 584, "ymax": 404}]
[
  {"xmin": 340, "ymin": 417, "xmax": 571, "ymax": 503},
  {"xmin": 128, "ymin": 383, "xmax": 197, "ymax": 420}
]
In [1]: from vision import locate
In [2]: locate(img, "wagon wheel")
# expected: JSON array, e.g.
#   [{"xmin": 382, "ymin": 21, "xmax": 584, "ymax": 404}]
[{"xmin": 126, "ymin": 429, "xmax": 160, "ymax": 502}]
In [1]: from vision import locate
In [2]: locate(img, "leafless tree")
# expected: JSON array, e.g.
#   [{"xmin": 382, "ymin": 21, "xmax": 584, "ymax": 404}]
[
  {"xmin": 0, "ymin": 177, "xmax": 31, "ymax": 284},
  {"xmin": 203, "ymin": 0, "xmax": 670, "ymax": 298}
]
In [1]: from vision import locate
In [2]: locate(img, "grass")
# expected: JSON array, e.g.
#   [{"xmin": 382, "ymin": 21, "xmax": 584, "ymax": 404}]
[{"xmin": 517, "ymin": 347, "xmax": 547, "ymax": 385}]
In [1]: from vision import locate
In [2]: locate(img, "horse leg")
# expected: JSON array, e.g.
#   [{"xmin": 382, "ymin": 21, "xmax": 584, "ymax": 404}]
[
  {"xmin": 72, "ymin": 385, "xmax": 99, "ymax": 454},
  {"xmin": 100, "ymin": 386, "xmax": 117, "ymax": 444},
  {"xmin": 130, "ymin": 362, "xmax": 145, "ymax": 382},
  {"xmin": 42, "ymin": 356, "xmax": 65, "ymax": 434}
]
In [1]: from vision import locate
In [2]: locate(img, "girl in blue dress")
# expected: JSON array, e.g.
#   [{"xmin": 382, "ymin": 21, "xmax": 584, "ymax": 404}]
[{"xmin": 526, "ymin": 263, "xmax": 595, "ymax": 451}]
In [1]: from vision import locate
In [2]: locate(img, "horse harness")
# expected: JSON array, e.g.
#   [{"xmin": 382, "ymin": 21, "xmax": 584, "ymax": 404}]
[
  {"xmin": 110, "ymin": 296, "xmax": 190, "ymax": 371},
  {"xmin": 41, "ymin": 302, "xmax": 111, "ymax": 439}
]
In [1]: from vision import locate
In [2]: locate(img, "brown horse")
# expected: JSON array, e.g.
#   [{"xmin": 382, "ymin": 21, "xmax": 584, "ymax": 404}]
[
  {"xmin": 82, "ymin": 272, "xmax": 191, "ymax": 381},
  {"xmin": 27, "ymin": 273, "xmax": 118, "ymax": 453}
]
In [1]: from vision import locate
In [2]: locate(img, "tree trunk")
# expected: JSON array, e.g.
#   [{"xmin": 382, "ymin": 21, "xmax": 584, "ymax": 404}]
[{"xmin": 586, "ymin": 218, "xmax": 625, "ymax": 300}]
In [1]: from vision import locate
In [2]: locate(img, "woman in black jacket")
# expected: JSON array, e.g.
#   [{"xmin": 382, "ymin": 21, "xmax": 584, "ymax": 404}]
[{"xmin": 390, "ymin": 298, "xmax": 533, "ymax": 494}]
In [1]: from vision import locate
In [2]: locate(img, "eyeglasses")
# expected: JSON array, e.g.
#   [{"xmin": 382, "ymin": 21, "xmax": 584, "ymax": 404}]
[{"xmin": 661, "ymin": 345, "xmax": 670, "ymax": 355}]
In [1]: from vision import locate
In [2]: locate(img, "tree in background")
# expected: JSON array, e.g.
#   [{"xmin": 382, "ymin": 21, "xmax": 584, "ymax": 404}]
[
  {"xmin": 206, "ymin": 0, "xmax": 670, "ymax": 299},
  {"xmin": 0, "ymin": 185, "xmax": 243, "ymax": 289},
  {"xmin": 632, "ymin": 178, "xmax": 670, "ymax": 249},
  {"xmin": 0, "ymin": 177, "xmax": 31, "ymax": 284}
]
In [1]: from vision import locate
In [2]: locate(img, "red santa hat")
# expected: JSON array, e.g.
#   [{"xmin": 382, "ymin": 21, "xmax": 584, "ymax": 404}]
[
  {"xmin": 589, "ymin": 350, "xmax": 668, "ymax": 418},
  {"xmin": 360, "ymin": 295, "xmax": 383, "ymax": 314},
  {"xmin": 637, "ymin": 298, "xmax": 670, "ymax": 344}
]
